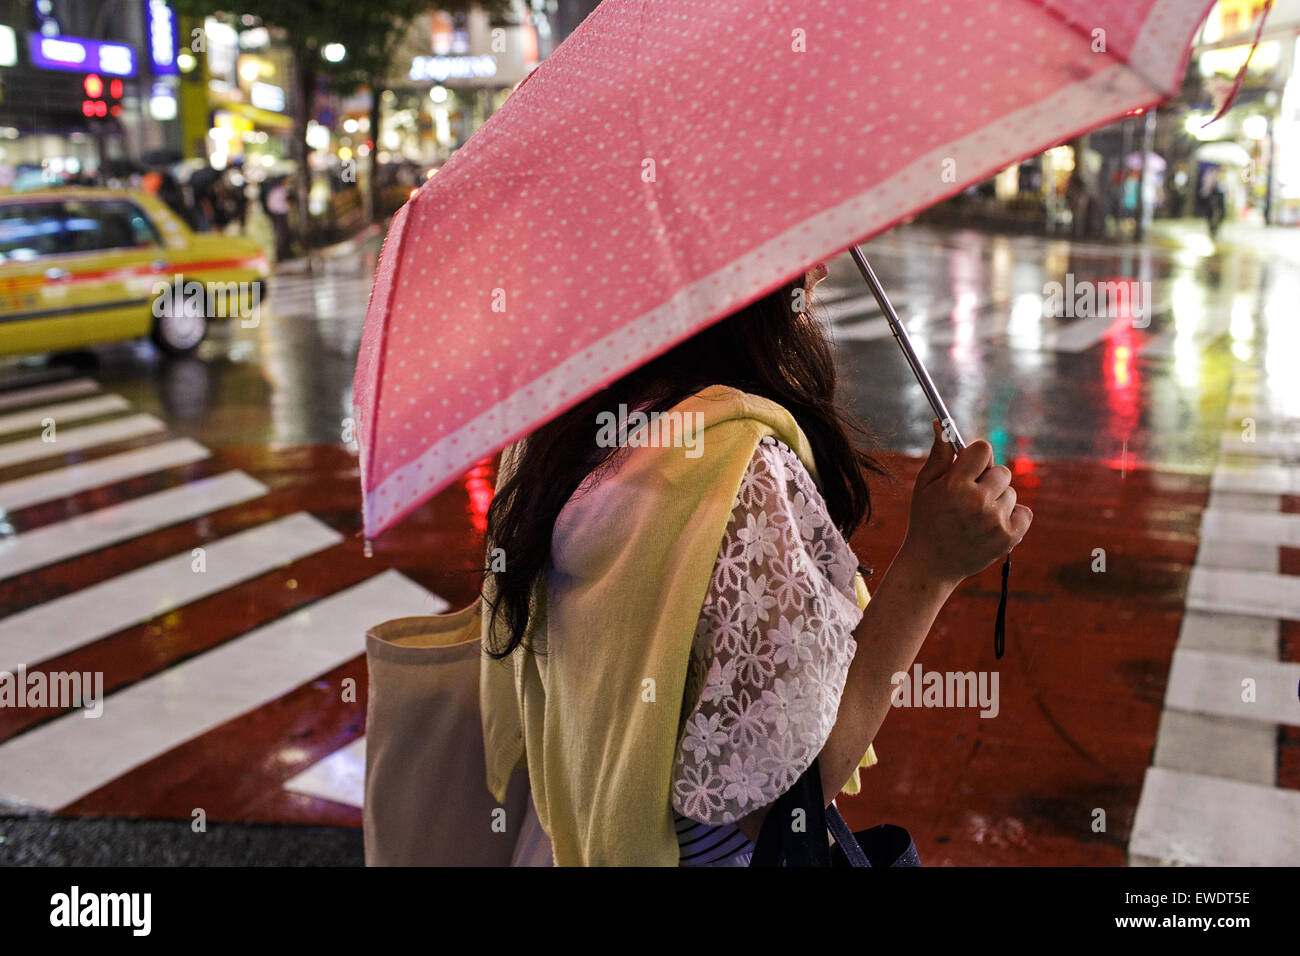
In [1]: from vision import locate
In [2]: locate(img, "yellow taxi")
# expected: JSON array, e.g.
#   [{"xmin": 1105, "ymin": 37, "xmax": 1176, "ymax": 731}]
[{"xmin": 0, "ymin": 188, "xmax": 268, "ymax": 358}]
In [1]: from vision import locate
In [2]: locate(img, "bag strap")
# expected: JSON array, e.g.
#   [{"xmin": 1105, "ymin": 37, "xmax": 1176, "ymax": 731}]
[
  {"xmin": 826, "ymin": 804, "xmax": 870, "ymax": 867},
  {"xmin": 750, "ymin": 757, "xmax": 868, "ymax": 867}
]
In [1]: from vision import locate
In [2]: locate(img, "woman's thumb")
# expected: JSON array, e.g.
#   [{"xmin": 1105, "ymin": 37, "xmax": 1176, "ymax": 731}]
[{"xmin": 915, "ymin": 419, "xmax": 953, "ymax": 486}]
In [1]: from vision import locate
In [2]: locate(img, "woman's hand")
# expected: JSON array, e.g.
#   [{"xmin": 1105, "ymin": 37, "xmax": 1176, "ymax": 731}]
[{"xmin": 899, "ymin": 419, "xmax": 1032, "ymax": 589}]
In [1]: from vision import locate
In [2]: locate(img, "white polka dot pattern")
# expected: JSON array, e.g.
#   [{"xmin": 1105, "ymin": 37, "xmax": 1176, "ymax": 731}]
[{"xmin": 353, "ymin": 0, "xmax": 1216, "ymax": 536}]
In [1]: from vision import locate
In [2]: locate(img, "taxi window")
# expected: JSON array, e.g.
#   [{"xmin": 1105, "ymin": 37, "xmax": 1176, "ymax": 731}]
[
  {"xmin": 62, "ymin": 200, "xmax": 162, "ymax": 253},
  {"xmin": 0, "ymin": 202, "xmax": 67, "ymax": 261}
]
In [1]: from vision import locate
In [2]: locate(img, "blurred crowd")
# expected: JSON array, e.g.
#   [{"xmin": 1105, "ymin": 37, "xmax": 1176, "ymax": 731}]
[{"xmin": 0, "ymin": 156, "xmax": 297, "ymax": 261}]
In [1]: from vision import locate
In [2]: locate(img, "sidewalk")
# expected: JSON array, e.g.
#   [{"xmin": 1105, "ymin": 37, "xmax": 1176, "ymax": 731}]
[
  {"xmin": 220, "ymin": 202, "xmax": 388, "ymax": 278},
  {"xmin": 1148, "ymin": 217, "xmax": 1300, "ymax": 266},
  {"xmin": 273, "ymin": 223, "xmax": 388, "ymax": 277}
]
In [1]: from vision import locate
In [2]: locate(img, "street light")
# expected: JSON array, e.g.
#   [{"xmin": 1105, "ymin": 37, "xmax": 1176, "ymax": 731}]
[
  {"xmin": 323, "ymin": 43, "xmax": 346, "ymax": 63},
  {"xmin": 1242, "ymin": 115, "xmax": 1269, "ymax": 140}
]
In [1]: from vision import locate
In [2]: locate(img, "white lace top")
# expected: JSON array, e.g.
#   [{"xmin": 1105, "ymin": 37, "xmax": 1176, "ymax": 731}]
[{"xmin": 672, "ymin": 436, "xmax": 866, "ymax": 866}]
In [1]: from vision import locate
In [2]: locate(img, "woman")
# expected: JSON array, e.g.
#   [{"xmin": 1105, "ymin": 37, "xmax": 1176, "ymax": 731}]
[{"xmin": 482, "ymin": 264, "xmax": 1031, "ymax": 866}]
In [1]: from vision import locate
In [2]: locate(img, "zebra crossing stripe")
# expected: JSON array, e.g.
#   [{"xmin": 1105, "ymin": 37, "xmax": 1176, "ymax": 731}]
[
  {"xmin": 0, "ymin": 471, "xmax": 267, "ymax": 580},
  {"xmin": 0, "ymin": 512, "xmax": 342, "ymax": 675},
  {"xmin": 0, "ymin": 394, "xmax": 131, "ymax": 437},
  {"xmin": 0, "ymin": 414, "xmax": 165, "ymax": 469},
  {"xmin": 1163, "ymin": 649, "xmax": 1300, "ymax": 726},
  {"xmin": 1130, "ymin": 767, "xmax": 1300, "ymax": 866},
  {"xmin": 0, "ymin": 378, "xmax": 99, "ymax": 411},
  {"xmin": 283, "ymin": 737, "xmax": 366, "ymax": 808},
  {"xmin": 1198, "ymin": 508, "xmax": 1300, "ymax": 547},
  {"xmin": 0, "ymin": 570, "xmax": 442, "ymax": 810},
  {"xmin": 0, "ymin": 438, "xmax": 211, "ymax": 511},
  {"xmin": 1210, "ymin": 461, "xmax": 1297, "ymax": 496}
]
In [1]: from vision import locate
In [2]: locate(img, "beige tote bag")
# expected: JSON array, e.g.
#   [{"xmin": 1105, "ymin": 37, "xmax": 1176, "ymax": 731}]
[{"xmin": 363, "ymin": 599, "xmax": 552, "ymax": 866}]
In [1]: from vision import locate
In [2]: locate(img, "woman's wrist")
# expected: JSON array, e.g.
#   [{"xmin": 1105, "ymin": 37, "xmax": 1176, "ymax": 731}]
[{"xmin": 888, "ymin": 538, "xmax": 962, "ymax": 602}]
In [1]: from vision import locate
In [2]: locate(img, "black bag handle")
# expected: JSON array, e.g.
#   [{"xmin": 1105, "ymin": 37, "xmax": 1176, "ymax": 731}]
[{"xmin": 750, "ymin": 757, "xmax": 869, "ymax": 867}]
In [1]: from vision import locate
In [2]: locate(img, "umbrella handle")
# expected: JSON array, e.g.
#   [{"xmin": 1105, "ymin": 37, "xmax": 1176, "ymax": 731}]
[{"xmin": 847, "ymin": 244, "xmax": 1008, "ymax": 660}]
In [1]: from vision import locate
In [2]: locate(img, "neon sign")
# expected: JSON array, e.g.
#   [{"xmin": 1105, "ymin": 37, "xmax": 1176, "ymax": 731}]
[
  {"xmin": 145, "ymin": 0, "xmax": 178, "ymax": 75},
  {"xmin": 28, "ymin": 33, "xmax": 137, "ymax": 77}
]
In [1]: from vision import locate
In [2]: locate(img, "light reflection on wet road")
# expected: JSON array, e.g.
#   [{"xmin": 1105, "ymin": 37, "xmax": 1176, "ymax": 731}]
[{"xmin": 58, "ymin": 218, "xmax": 1285, "ymax": 482}]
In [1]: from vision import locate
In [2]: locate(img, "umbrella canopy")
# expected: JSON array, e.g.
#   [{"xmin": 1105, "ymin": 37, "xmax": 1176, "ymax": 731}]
[
  {"xmin": 1124, "ymin": 151, "xmax": 1167, "ymax": 171},
  {"xmin": 1195, "ymin": 140, "xmax": 1252, "ymax": 166},
  {"xmin": 355, "ymin": 0, "xmax": 1217, "ymax": 537}
]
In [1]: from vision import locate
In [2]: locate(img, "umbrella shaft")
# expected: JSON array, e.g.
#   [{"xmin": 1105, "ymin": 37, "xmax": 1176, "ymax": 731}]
[{"xmin": 848, "ymin": 244, "xmax": 966, "ymax": 452}]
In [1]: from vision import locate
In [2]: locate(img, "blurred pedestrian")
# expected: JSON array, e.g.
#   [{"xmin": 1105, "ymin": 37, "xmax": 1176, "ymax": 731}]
[
  {"xmin": 227, "ymin": 170, "xmax": 249, "ymax": 234},
  {"xmin": 264, "ymin": 178, "xmax": 292, "ymax": 261},
  {"xmin": 1200, "ymin": 167, "xmax": 1226, "ymax": 238}
]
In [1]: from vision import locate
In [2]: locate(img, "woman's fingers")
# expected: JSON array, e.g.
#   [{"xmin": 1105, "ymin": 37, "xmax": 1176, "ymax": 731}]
[
  {"xmin": 996, "ymin": 487, "xmax": 1033, "ymax": 548},
  {"xmin": 995, "ymin": 484, "xmax": 1017, "ymax": 520},
  {"xmin": 1003, "ymin": 502, "xmax": 1034, "ymax": 546},
  {"xmin": 1007, "ymin": 502, "xmax": 1033, "ymax": 542},
  {"xmin": 914, "ymin": 418, "xmax": 955, "ymax": 487},
  {"xmin": 948, "ymin": 439, "xmax": 994, "ymax": 484},
  {"xmin": 976, "ymin": 464, "xmax": 1012, "ymax": 499}
]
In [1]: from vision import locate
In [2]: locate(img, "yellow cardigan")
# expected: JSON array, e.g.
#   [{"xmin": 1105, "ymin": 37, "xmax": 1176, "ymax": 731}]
[{"xmin": 480, "ymin": 385, "xmax": 875, "ymax": 865}]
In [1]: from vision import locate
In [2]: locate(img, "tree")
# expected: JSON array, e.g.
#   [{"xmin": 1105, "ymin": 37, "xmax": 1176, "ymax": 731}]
[{"xmin": 171, "ymin": 1, "xmax": 504, "ymax": 250}]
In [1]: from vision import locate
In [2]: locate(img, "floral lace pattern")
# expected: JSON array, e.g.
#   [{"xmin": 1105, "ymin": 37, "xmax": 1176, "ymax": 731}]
[{"xmin": 671, "ymin": 437, "xmax": 864, "ymax": 827}]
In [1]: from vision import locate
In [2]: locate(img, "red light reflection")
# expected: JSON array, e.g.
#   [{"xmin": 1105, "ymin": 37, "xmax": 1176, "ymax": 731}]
[
  {"xmin": 1102, "ymin": 321, "xmax": 1140, "ymax": 472},
  {"xmin": 1010, "ymin": 438, "xmax": 1039, "ymax": 492},
  {"xmin": 463, "ymin": 458, "xmax": 495, "ymax": 533}
]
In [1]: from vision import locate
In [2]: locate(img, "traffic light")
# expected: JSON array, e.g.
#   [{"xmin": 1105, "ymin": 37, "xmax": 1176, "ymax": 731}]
[{"xmin": 81, "ymin": 74, "xmax": 124, "ymax": 118}]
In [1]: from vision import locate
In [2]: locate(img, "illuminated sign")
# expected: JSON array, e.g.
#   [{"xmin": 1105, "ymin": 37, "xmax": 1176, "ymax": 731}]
[
  {"xmin": 0, "ymin": 26, "xmax": 16, "ymax": 67},
  {"xmin": 145, "ymin": 0, "xmax": 178, "ymax": 75},
  {"xmin": 250, "ymin": 81, "xmax": 285, "ymax": 112},
  {"xmin": 150, "ymin": 82, "xmax": 177, "ymax": 120},
  {"xmin": 409, "ymin": 55, "xmax": 497, "ymax": 83},
  {"xmin": 28, "ymin": 33, "xmax": 137, "ymax": 77}
]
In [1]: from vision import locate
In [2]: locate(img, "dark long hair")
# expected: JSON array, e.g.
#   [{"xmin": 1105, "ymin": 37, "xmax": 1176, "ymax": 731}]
[{"xmin": 483, "ymin": 271, "xmax": 883, "ymax": 658}]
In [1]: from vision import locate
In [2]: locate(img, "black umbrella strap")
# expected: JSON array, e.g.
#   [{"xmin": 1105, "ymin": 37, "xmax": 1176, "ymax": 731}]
[{"xmin": 994, "ymin": 555, "xmax": 1010, "ymax": 659}]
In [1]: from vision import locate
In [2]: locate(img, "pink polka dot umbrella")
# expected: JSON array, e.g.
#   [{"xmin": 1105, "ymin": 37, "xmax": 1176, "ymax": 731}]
[{"xmin": 354, "ymin": 0, "xmax": 1219, "ymax": 539}]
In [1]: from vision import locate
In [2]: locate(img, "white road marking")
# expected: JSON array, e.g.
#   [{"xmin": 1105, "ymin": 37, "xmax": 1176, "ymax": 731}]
[
  {"xmin": 0, "ymin": 378, "xmax": 99, "ymax": 411},
  {"xmin": 283, "ymin": 737, "xmax": 366, "ymax": 808},
  {"xmin": 1163, "ymin": 648, "xmax": 1300, "ymax": 726},
  {"xmin": 1040, "ymin": 315, "xmax": 1122, "ymax": 353},
  {"xmin": 0, "ymin": 571, "xmax": 444, "ymax": 810},
  {"xmin": 0, "ymin": 414, "xmax": 165, "ymax": 469},
  {"xmin": 0, "ymin": 438, "xmax": 210, "ymax": 511},
  {"xmin": 1199, "ymin": 508, "xmax": 1300, "ymax": 547},
  {"xmin": 0, "ymin": 513, "xmax": 342, "ymax": 674},
  {"xmin": 0, "ymin": 394, "xmax": 130, "ymax": 436},
  {"xmin": 1220, "ymin": 431, "xmax": 1299, "ymax": 459},
  {"xmin": 1210, "ymin": 461, "xmax": 1297, "ymax": 496},
  {"xmin": 1130, "ymin": 767, "xmax": 1300, "ymax": 866},
  {"xmin": 1187, "ymin": 567, "xmax": 1300, "ymax": 620},
  {"xmin": 0, "ymin": 471, "xmax": 267, "ymax": 579}
]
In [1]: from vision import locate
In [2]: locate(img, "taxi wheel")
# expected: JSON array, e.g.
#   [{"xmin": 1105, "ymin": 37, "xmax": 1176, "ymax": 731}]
[{"xmin": 151, "ymin": 284, "xmax": 209, "ymax": 357}]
